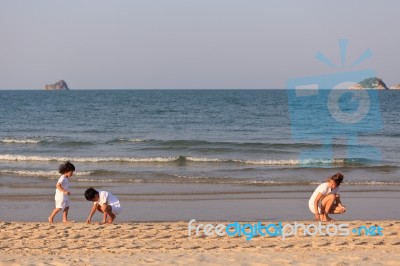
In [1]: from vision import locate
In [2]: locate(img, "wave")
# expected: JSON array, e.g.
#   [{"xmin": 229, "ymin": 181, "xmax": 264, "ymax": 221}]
[
  {"xmin": 66, "ymin": 177, "xmax": 400, "ymax": 186},
  {"xmin": 0, "ymin": 137, "xmax": 95, "ymax": 146},
  {"xmin": 168, "ymin": 175, "xmax": 400, "ymax": 186},
  {"xmin": 186, "ymin": 157, "xmax": 349, "ymax": 166},
  {"xmin": 111, "ymin": 138, "xmax": 148, "ymax": 143},
  {"xmin": 0, "ymin": 154, "xmax": 180, "ymax": 163},
  {"xmin": 340, "ymin": 164, "xmax": 399, "ymax": 171},
  {"xmin": 58, "ymin": 140, "xmax": 95, "ymax": 146},
  {"xmin": 2, "ymin": 166, "xmax": 399, "ymax": 186},
  {"xmin": 0, "ymin": 154, "xmax": 374, "ymax": 166},
  {"xmin": 0, "ymin": 138, "xmax": 42, "ymax": 144},
  {"xmin": 0, "ymin": 169, "xmax": 94, "ymax": 177},
  {"xmin": 108, "ymin": 138, "xmax": 356, "ymax": 149}
]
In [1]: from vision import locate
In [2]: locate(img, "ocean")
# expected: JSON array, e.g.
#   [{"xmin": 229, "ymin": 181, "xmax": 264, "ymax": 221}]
[{"xmin": 0, "ymin": 90, "xmax": 399, "ymax": 221}]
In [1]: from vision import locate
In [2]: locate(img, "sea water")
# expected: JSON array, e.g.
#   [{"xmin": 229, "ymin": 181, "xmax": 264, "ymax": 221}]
[{"xmin": 0, "ymin": 90, "xmax": 399, "ymax": 221}]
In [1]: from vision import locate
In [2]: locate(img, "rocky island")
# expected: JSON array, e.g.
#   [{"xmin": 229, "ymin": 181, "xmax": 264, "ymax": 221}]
[
  {"xmin": 349, "ymin": 77, "xmax": 388, "ymax": 90},
  {"xmin": 390, "ymin": 84, "xmax": 400, "ymax": 90},
  {"xmin": 44, "ymin": 80, "xmax": 70, "ymax": 90}
]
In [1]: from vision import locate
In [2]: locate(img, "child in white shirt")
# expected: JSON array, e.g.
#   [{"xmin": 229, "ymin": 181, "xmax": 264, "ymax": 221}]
[
  {"xmin": 48, "ymin": 161, "xmax": 75, "ymax": 223},
  {"xmin": 84, "ymin": 187, "xmax": 121, "ymax": 224}
]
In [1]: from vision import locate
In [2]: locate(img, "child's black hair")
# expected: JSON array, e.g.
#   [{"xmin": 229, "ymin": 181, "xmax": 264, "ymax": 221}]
[
  {"xmin": 58, "ymin": 161, "xmax": 75, "ymax": 174},
  {"xmin": 85, "ymin": 187, "xmax": 99, "ymax": 201}
]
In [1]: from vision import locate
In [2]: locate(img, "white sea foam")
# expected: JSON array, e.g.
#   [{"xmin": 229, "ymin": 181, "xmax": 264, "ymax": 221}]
[
  {"xmin": 0, "ymin": 169, "xmax": 93, "ymax": 176},
  {"xmin": 0, "ymin": 154, "xmax": 348, "ymax": 166},
  {"xmin": 186, "ymin": 156, "xmax": 344, "ymax": 165},
  {"xmin": 233, "ymin": 159, "xmax": 300, "ymax": 165},
  {"xmin": 0, "ymin": 138, "xmax": 41, "ymax": 144},
  {"xmin": 128, "ymin": 138, "xmax": 146, "ymax": 143},
  {"xmin": 186, "ymin": 157, "xmax": 225, "ymax": 162},
  {"xmin": 115, "ymin": 138, "xmax": 147, "ymax": 143},
  {"xmin": 74, "ymin": 178, "xmax": 145, "ymax": 183},
  {"xmin": 0, "ymin": 154, "xmax": 179, "ymax": 163},
  {"xmin": 234, "ymin": 158, "xmax": 345, "ymax": 165}
]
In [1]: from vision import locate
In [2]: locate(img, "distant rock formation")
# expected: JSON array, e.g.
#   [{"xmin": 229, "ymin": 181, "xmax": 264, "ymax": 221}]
[
  {"xmin": 390, "ymin": 84, "xmax": 400, "ymax": 90},
  {"xmin": 349, "ymin": 77, "xmax": 388, "ymax": 90},
  {"xmin": 373, "ymin": 78, "xmax": 388, "ymax": 90},
  {"xmin": 44, "ymin": 80, "xmax": 70, "ymax": 90},
  {"xmin": 348, "ymin": 83, "xmax": 364, "ymax": 90}
]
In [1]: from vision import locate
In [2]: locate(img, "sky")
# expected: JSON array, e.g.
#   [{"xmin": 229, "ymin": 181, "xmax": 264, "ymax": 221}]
[{"xmin": 0, "ymin": 0, "xmax": 399, "ymax": 90}]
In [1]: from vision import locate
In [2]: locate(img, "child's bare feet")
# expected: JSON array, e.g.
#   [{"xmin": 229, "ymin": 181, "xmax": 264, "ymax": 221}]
[
  {"xmin": 97, "ymin": 221, "xmax": 113, "ymax": 225},
  {"xmin": 107, "ymin": 213, "xmax": 116, "ymax": 224},
  {"xmin": 62, "ymin": 220, "xmax": 75, "ymax": 223},
  {"xmin": 48, "ymin": 217, "xmax": 53, "ymax": 224}
]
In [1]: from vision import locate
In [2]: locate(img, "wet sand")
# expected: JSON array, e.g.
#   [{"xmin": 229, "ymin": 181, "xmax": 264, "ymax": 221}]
[{"xmin": 0, "ymin": 182, "xmax": 399, "ymax": 222}]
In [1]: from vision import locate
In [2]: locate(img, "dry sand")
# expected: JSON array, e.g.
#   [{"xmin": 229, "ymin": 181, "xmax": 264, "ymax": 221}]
[{"xmin": 0, "ymin": 220, "xmax": 399, "ymax": 265}]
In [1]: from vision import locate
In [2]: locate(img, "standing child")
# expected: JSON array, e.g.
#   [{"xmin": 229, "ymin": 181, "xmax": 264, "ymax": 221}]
[
  {"xmin": 48, "ymin": 161, "xmax": 75, "ymax": 223},
  {"xmin": 309, "ymin": 172, "xmax": 347, "ymax": 221},
  {"xmin": 84, "ymin": 187, "xmax": 121, "ymax": 224}
]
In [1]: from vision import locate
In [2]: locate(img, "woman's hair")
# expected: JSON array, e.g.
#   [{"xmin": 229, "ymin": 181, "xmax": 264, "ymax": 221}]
[
  {"xmin": 327, "ymin": 172, "xmax": 344, "ymax": 186},
  {"xmin": 58, "ymin": 161, "xmax": 75, "ymax": 174}
]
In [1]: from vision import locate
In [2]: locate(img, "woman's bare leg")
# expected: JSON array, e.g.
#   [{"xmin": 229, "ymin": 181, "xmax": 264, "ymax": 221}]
[{"xmin": 321, "ymin": 194, "xmax": 336, "ymax": 221}]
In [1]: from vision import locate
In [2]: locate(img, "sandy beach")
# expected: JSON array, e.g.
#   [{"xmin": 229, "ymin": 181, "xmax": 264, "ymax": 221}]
[{"xmin": 0, "ymin": 220, "xmax": 399, "ymax": 265}]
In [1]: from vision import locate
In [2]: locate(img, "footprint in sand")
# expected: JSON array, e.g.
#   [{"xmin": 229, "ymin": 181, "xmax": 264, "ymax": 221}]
[
  {"xmin": 10, "ymin": 243, "xmax": 24, "ymax": 250},
  {"xmin": 280, "ymin": 243, "xmax": 294, "ymax": 248},
  {"xmin": 124, "ymin": 243, "xmax": 142, "ymax": 249},
  {"xmin": 67, "ymin": 244, "xmax": 85, "ymax": 250},
  {"xmin": 382, "ymin": 222, "xmax": 393, "ymax": 227},
  {"xmin": 389, "ymin": 240, "xmax": 400, "ymax": 246},
  {"xmin": 372, "ymin": 240, "xmax": 385, "ymax": 246},
  {"xmin": 354, "ymin": 241, "xmax": 368, "ymax": 245},
  {"xmin": 335, "ymin": 241, "xmax": 348, "ymax": 246},
  {"xmin": 29, "ymin": 234, "xmax": 48, "ymax": 240},
  {"xmin": 144, "ymin": 243, "xmax": 163, "ymax": 250},
  {"xmin": 52, "ymin": 243, "xmax": 68, "ymax": 249},
  {"xmin": 120, "ymin": 234, "xmax": 136, "ymax": 239},
  {"xmin": 318, "ymin": 241, "xmax": 330, "ymax": 247},
  {"xmin": 163, "ymin": 244, "xmax": 179, "ymax": 250},
  {"xmin": 155, "ymin": 234, "xmax": 172, "ymax": 240},
  {"xmin": 104, "ymin": 225, "xmax": 119, "ymax": 230},
  {"xmin": 39, "ymin": 226, "xmax": 54, "ymax": 231},
  {"xmin": 202, "ymin": 243, "xmax": 220, "ymax": 250},
  {"xmin": 260, "ymin": 243, "xmax": 276, "ymax": 248},
  {"xmin": 137, "ymin": 234, "xmax": 154, "ymax": 240},
  {"xmin": 122, "ymin": 225, "xmax": 137, "ymax": 231},
  {"xmin": 241, "ymin": 242, "xmax": 257, "ymax": 249},
  {"xmin": 221, "ymin": 243, "xmax": 238, "ymax": 249},
  {"xmin": 181, "ymin": 243, "xmax": 201, "ymax": 250}
]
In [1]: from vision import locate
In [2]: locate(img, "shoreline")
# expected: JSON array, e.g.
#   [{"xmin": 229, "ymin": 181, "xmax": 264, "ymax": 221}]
[
  {"xmin": 0, "ymin": 188, "xmax": 399, "ymax": 222},
  {"xmin": 1, "ymin": 220, "xmax": 399, "ymax": 265}
]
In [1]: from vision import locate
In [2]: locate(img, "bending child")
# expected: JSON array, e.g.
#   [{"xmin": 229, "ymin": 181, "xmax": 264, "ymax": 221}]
[
  {"xmin": 308, "ymin": 172, "xmax": 347, "ymax": 221},
  {"xmin": 48, "ymin": 161, "xmax": 75, "ymax": 223},
  {"xmin": 85, "ymin": 187, "xmax": 122, "ymax": 224}
]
